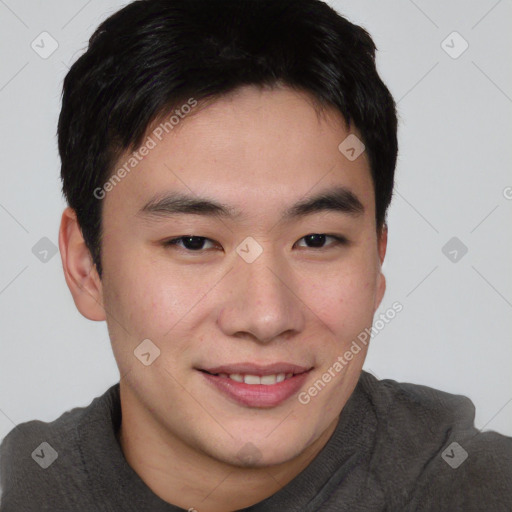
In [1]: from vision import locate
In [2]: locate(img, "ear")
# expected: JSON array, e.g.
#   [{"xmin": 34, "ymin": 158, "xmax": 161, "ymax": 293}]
[
  {"xmin": 58, "ymin": 207, "xmax": 106, "ymax": 321},
  {"xmin": 373, "ymin": 223, "xmax": 388, "ymax": 313}
]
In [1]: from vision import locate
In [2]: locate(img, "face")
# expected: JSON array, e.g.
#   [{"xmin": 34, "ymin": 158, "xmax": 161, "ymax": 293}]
[{"xmin": 78, "ymin": 85, "xmax": 386, "ymax": 467}]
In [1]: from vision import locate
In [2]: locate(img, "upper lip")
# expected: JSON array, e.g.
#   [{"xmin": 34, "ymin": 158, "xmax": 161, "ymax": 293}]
[{"xmin": 199, "ymin": 362, "xmax": 312, "ymax": 376}]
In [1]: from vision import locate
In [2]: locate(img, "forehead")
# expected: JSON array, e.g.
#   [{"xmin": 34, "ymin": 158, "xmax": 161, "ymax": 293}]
[{"xmin": 103, "ymin": 85, "xmax": 375, "ymax": 223}]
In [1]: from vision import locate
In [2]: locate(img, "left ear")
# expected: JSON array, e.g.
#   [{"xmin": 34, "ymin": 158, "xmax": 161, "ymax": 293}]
[
  {"xmin": 59, "ymin": 207, "xmax": 106, "ymax": 321},
  {"xmin": 374, "ymin": 223, "xmax": 388, "ymax": 312}
]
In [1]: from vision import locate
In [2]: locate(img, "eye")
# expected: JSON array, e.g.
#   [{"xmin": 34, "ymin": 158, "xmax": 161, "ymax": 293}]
[
  {"xmin": 162, "ymin": 233, "xmax": 349, "ymax": 253},
  {"xmin": 163, "ymin": 236, "xmax": 218, "ymax": 251},
  {"xmin": 295, "ymin": 234, "xmax": 348, "ymax": 249}
]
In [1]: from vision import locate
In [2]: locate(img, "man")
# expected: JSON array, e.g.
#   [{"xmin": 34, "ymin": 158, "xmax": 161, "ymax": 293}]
[{"xmin": 0, "ymin": 0, "xmax": 510, "ymax": 510}]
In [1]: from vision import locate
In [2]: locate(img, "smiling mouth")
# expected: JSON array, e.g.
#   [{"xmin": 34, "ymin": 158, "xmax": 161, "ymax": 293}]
[
  {"xmin": 197, "ymin": 365, "xmax": 313, "ymax": 408},
  {"xmin": 197, "ymin": 360, "xmax": 314, "ymax": 408}
]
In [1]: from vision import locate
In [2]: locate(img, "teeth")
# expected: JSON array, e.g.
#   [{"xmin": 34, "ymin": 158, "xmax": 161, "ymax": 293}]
[
  {"xmin": 222, "ymin": 372, "xmax": 291, "ymax": 385},
  {"xmin": 244, "ymin": 374, "xmax": 261, "ymax": 385},
  {"xmin": 260, "ymin": 374, "xmax": 277, "ymax": 385}
]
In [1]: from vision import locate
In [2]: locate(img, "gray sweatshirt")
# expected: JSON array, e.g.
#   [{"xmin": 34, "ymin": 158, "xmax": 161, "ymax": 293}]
[{"xmin": 1, "ymin": 370, "xmax": 511, "ymax": 511}]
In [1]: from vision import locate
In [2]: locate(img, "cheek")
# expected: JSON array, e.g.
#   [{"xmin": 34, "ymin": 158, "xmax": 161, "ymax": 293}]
[
  {"xmin": 113, "ymin": 272, "xmax": 188, "ymax": 335},
  {"xmin": 304, "ymin": 262, "xmax": 379, "ymax": 332},
  {"xmin": 103, "ymin": 250, "xmax": 219, "ymax": 350}
]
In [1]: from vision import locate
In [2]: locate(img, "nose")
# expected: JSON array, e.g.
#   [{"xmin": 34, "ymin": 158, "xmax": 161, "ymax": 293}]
[{"xmin": 216, "ymin": 251, "xmax": 306, "ymax": 344}]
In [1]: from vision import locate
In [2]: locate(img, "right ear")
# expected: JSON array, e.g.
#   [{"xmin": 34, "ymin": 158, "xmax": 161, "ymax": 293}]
[{"xmin": 58, "ymin": 207, "xmax": 106, "ymax": 321}]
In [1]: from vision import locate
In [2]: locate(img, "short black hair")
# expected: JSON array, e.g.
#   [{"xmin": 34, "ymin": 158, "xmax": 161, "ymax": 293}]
[{"xmin": 58, "ymin": 0, "xmax": 398, "ymax": 277}]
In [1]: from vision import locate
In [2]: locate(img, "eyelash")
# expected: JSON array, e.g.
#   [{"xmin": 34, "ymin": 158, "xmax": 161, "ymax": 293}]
[{"xmin": 162, "ymin": 234, "xmax": 349, "ymax": 253}]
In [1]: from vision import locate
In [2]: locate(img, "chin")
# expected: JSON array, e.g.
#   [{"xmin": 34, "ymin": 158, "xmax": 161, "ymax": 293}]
[{"xmin": 215, "ymin": 433, "xmax": 311, "ymax": 469}]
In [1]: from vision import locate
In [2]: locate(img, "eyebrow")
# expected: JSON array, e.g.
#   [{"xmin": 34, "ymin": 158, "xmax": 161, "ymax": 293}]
[{"xmin": 138, "ymin": 186, "xmax": 365, "ymax": 222}]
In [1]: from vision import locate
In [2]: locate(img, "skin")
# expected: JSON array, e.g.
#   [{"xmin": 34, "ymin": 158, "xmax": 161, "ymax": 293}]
[{"xmin": 59, "ymin": 84, "xmax": 387, "ymax": 511}]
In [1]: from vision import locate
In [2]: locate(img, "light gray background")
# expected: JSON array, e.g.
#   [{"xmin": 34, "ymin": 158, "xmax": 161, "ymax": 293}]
[{"xmin": 0, "ymin": 0, "xmax": 511, "ymax": 447}]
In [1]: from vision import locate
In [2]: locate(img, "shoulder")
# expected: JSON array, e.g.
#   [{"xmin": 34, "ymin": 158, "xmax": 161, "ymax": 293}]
[
  {"xmin": 0, "ymin": 384, "xmax": 119, "ymax": 511},
  {"xmin": 360, "ymin": 370, "xmax": 479, "ymax": 428},
  {"xmin": 0, "ymin": 398, "xmax": 89, "ymax": 473},
  {"xmin": 405, "ymin": 428, "xmax": 512, "ymax": 511},
  {"xmin": 358, "ymin": 370, "xmax": 481, "ymax": 453},
  {"xmin": 0, "ymin": 407, "xmax": 83, "ymax": 510},
  {"xmin": 358, "ymin": 371, "xmax": 512, "ymax": 510}
]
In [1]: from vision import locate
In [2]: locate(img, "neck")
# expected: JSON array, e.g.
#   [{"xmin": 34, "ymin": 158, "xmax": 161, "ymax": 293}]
[{"xmin": 117, "ymin": 384, "xmax": 339, "ymax": 512}]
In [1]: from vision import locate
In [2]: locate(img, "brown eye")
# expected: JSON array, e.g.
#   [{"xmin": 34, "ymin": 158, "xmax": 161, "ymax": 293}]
[
  {"xmin": 164, "ymin": 236, "xmax": 217, "ymax": 251},
  {"xmin": 295, "ymin": 234, "xmax": 348, "ymax": 249}
]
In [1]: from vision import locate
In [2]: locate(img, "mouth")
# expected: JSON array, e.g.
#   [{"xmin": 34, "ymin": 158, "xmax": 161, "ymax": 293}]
[
  {"xmin": 202, "ymin": 371, "xmax": 295, "ymax": 385},
  {"xmin": 197, "ymin": 363, "xmax": 313, "ymax": 408}
]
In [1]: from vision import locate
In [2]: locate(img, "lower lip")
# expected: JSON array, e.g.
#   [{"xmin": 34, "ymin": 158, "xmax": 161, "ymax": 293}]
[{"xmin": 200, "ymin": 371, "xmax": 311, "ymax": 408}]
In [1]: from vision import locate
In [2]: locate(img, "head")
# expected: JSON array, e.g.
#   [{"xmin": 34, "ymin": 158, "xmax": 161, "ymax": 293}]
[{"xmin": 58, "ymin": 0, "xmax": 397, "ymax": 467}]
